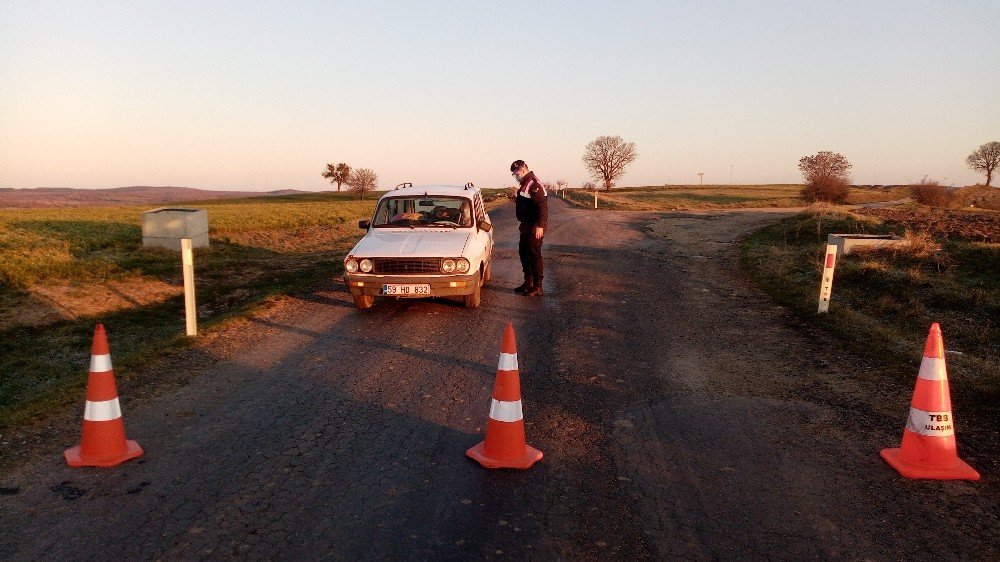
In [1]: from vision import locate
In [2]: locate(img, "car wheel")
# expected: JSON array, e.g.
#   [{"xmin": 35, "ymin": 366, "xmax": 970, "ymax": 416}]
[
  {"xmin": 464, "ymin": 282, "xmax": 481, "ymax": 308},
  {"xmin": 353, "ymin": 294, "xmax": 374, "ymax": 310}
]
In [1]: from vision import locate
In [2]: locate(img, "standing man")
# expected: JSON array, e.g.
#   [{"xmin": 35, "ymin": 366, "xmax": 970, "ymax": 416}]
[{"xmin": 510, "ymin": 159, "xmax": 548, "ymax": 297}]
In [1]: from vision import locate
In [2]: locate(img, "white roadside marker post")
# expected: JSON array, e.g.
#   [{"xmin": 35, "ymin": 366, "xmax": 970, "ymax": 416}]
[
  {"xmin": 817, "ymin": 243, "xmax": 838, "ymax": 313},
  {"xmin": 181, "ymin": 238, "xmax": 197, "ymax": 336},
  {"xmin": 594, "ymin": 191, "xmax": 598, "ymax": 209}
]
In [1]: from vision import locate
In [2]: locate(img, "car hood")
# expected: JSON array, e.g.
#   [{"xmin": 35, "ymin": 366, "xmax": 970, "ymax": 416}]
[{"xmin": 350, "ymin": 230, "xmax": 472, "ymax": 257}]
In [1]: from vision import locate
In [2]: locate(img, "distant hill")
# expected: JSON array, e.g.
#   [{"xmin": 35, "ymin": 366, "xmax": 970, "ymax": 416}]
[{"xmin": 0, "ymin": 186, "xmax": 313, "ymax": 208}]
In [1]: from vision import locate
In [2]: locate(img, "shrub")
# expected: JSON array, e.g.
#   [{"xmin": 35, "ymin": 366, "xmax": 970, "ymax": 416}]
[
  {"xmin": 910, "ymin": 178, "xmax": 952, "ymax": 208},
  {"xmin": 801, "ymin": 176, "xmax": 851, "ymax": 203},
  {"xmin": 799, "ymin": 151, "xmax": 852, "ymax": 203}
]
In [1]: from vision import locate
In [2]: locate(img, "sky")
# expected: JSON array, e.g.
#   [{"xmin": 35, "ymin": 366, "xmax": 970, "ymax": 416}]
[{"xmin": 1, "ymin": 1, "xmax": 998, "ymax": 191}]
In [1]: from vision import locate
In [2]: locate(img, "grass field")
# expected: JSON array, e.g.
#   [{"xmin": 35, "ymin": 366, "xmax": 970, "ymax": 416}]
[
  {"xmin": 0, "ymin": 187, "xmax": 514, "ymax": 430},
  {"xmin": 740, "ymin": 206, "xmax": 999, "ymax": 452},
  {"xmin": 0, "ymin": 192, "xmax": 377, "ymax": 429},
  {"xmin": 562, "ymin": 184, "xmax": 905, "ymax": 210}
]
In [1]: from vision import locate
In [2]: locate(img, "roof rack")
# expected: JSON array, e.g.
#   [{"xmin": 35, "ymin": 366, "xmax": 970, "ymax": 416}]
[
  {"xmin": 394, "ymin": 182, "xmax": 412, "ymax": 190},
  {"xmin": 464, "ymin": 182, "xmax": 475, "ymax": 190}
]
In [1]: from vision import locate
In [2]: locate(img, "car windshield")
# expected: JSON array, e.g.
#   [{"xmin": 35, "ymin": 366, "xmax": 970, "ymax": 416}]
[{"xmin": 371, "ymin": 196, "xmax": 474, "ymax": 228}]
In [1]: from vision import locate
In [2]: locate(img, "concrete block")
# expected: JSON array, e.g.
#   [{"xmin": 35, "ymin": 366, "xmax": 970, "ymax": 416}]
[
  {"xmin": 827, "ymin": 233, "xmax": 902, "ymax": 256},
  {"xmin": 142, "ymin": 208, "xmax": 209, "ymax": 251}
]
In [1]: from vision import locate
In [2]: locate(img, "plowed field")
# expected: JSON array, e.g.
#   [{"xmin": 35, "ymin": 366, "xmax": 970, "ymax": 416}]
[{"xmin": 856, "ymin": 206, "xmax": 1000, "ymax": 243}]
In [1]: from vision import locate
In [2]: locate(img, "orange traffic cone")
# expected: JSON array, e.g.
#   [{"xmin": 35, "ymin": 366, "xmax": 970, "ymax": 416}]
[
  {"xmin": 880, "ymin": 323, "xmax": 979, "ymax": 480},
  {"xmin": 467, "ymin": 323, "xmax": 543, "ymax": 469},
  {"xmin": 64, "ymin": 324, "xmax": 143, "ymax": 467}
]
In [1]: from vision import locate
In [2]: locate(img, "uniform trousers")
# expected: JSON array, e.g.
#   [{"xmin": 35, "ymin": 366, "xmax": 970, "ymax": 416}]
[{"xmin": 518, "ymin": 228, "xmax": 544, "ymax": 285}]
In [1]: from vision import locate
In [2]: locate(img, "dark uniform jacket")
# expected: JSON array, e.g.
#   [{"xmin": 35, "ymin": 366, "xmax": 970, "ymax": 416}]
[{"xmin": 515, "ymin": 171, "xmax": 548, "ymax": 233}]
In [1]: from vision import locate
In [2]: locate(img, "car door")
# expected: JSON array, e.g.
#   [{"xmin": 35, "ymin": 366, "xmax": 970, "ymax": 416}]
[{"xmin": 472, "ymin": 193, "xmax": 493, "ymax": 266}]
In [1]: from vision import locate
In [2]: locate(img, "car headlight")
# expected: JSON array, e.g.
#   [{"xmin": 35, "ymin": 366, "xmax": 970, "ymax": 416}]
[
  {"xmin": 441, "ymin": 259, "xmax": 456, "ymax": 274},
  {"xmin": 456, "ymin": 258, "xmax": 470, "ymax": 273},
  {"xmin": 345, "ymin": 258, "xmax": 359, "ymax": 273},
  {"xmin": 360, "ymin": 258, "xmax": 374, "ymax": 273}
]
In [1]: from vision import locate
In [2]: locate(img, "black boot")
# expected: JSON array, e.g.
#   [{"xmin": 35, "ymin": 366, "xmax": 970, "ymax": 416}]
[
  {"xmin": 525, "ymin": 278, "xmax": 543, "ymax": 297},
  {"xmin": 514, "ymin": 279, "xmax": 534, "ymax": 294}
]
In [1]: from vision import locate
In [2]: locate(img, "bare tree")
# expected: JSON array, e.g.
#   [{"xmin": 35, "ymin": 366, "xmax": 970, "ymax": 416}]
[
  {"xmin": 582, "ymin": 135, "xmax": 638, "ymax": 191},
  {"xmin": 966, "ymin": 141, "xmax": 1000, "ymax": 187},
  {"xmin": 322, "ymin": 163, "xmax": 351, "ymax": 191},
  {"xmin": 348, "ymin": 168, "xmax": 378, "ymax": 200},
  {"xmin": 798, "ymin": 151, "xmax": 852, "ymax": 202},
  {"xmin": 556, "ymin": 179, "xmax": 568, "ymax": 193},
  {"xmin": 583, "ymin": 181, "xmax": 596, "ymax": 191}
]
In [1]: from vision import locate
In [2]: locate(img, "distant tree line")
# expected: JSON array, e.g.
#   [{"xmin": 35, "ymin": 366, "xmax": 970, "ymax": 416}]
[{"xmin": 320, "ymin": 138, "xmax": 995, "ymax": 204}]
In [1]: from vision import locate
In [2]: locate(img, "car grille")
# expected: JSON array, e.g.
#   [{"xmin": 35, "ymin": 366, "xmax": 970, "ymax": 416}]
[{"xmin": 373, "ymin": 258, "xmax": 441, "ymax": 275}]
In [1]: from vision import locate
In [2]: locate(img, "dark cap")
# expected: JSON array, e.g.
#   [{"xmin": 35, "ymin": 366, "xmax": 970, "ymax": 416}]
[{"xmin": 510, "ymin": 160, "xmax": 526, "ymax": 173}]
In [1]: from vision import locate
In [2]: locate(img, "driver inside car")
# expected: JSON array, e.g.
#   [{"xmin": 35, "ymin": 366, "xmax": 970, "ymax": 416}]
[{"xmin": 432, "ymin": 205, "xmax": 460, "ymax": 223}]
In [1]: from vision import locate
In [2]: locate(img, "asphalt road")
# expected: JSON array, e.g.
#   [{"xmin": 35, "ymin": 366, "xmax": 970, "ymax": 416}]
[{"xmin": 1, "ymin": 198, "xmax": 997, "ymax": 560}]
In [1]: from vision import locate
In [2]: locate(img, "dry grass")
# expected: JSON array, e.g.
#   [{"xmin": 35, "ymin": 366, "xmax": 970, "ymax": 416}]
[
  {"xmin": 849, "ymin": 229, "xmax": 943, "ymax": 263},
  {"xmin": 741, "ymin": 208, "xmax": 999, "ymax": 460},
  {"xmin": 896, "ymin": 229, "xmax": 942, "ymax": 259}
]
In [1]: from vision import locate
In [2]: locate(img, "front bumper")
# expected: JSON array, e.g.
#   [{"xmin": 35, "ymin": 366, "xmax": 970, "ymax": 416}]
[{"xmin": 343, "ymin": 272, "xmax": 481, "ymax": 297}]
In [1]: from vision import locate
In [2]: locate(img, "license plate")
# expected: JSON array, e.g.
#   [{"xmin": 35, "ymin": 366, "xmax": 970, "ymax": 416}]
[{"xmin": 381, "ymin": 284, "xmax": 431, "ymax": 296}]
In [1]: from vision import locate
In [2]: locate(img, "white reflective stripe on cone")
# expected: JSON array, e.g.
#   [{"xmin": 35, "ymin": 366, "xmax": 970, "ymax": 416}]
[
  {"xmin": 90, "ymin": 353, "xmax": 113, "ymax": 373},
  {"xmin": 905, "ymin": 407, "xmax": 954, "ymax": 437},
  {"xmin": 84, "ymin": 398, "xmax": 122, "ymax": 422},
  {"xmin": 917, "ymin": 356, "xmax": 947, "ymax": 381},
  {"xmin": 497, "ymin": 352, "xmax": 518, "ymax": 371},
  {"xmin": 489, "ymin": 399, "xmax": 523, "ymax": 422}
]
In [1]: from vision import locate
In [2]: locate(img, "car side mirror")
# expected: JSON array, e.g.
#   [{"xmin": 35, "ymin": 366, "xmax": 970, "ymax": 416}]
[
  {"xmin": 478, "ymin": 220, "xmax": 492, "ymax": 232},
  {"xmin": 358, "ymin": 220, "xmax": 370, "ymax": 229}
]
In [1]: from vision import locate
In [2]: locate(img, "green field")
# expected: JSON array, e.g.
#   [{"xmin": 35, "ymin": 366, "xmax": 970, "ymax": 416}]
[
  {"xmin": 740, "ymin": 207, "xmax": 999, "ymax": 447},
  {"xmin": 562, "ymin": 184, "xmax": 904, "ymax": 210},
  {"xmin": 0, "ymin": 192, "xmax": 377, "ymax": 429}
]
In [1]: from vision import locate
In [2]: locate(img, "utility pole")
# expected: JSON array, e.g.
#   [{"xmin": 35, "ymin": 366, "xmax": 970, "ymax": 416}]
[
  {"xmin": 730, "ymin": 165, "xmax": 733, "ymax": 185},
  {"xmin": 698, "ymin": 172, "xmax": 704, "ymax": 185}
]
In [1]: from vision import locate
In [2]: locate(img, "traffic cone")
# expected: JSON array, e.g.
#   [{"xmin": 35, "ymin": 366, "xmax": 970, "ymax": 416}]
[
  {"xmin": 880, "ymin": 323, "xmax": 979, "ymax": 480},
  {"xmin": 64, "ymin": 324, "xmax": 143, "ymax": 467},
  {"xmin": 466, "ymin": 323, "xmax": 543, "ymax": 469}
]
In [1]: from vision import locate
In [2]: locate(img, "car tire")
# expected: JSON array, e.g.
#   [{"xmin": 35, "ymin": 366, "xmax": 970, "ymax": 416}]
[
  {"xmin": 464, "ymin": 282, "xmax": 481, "ymax": 308},
  {"xmin": 353, "ymin": 294, "xmax": 374, "ymax": 311},
  {"xmin": 482, "ymin": 259, "xmax": 491, "ymax": 284}
]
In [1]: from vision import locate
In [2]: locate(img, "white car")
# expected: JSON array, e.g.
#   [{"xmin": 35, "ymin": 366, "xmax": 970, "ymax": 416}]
[{"xmin": 343, "ymin": 183, "xmax": 494, "ymax": 310}]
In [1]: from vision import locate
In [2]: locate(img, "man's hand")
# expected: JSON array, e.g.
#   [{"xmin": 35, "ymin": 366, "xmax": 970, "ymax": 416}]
[{"xmin": 534, "ymin": 226, "xmax": 544, "ymax": 240}]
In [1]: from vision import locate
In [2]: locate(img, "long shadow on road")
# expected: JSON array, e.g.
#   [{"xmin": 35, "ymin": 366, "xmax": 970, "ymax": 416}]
[{"xmin": 3, "ymin": 199, "xmax": 997, "ymax": 560}]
